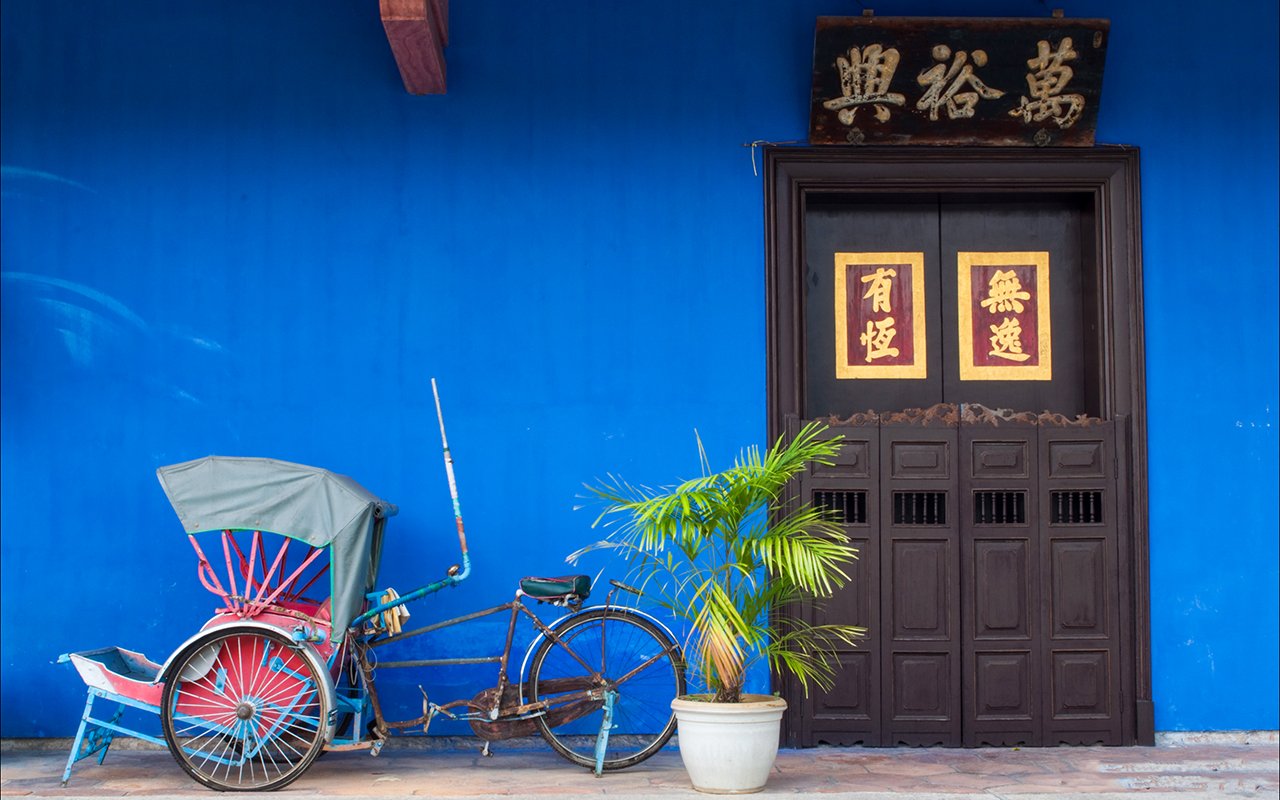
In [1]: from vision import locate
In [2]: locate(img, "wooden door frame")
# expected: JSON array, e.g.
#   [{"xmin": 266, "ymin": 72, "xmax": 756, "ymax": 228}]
[{"xmin": 764, "ymin": 145, "xmax": 1153, "ymax": 746}]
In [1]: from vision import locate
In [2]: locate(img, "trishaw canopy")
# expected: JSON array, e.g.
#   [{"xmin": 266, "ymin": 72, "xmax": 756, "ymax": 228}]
[{"xmin": 157, "ymin": 456, "xmax": 397, "ymax": 640}]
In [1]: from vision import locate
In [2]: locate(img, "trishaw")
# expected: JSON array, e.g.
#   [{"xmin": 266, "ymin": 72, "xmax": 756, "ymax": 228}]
[{"xmin": 60, "ymin": 384, "xmax": 685, "ymax": 791}]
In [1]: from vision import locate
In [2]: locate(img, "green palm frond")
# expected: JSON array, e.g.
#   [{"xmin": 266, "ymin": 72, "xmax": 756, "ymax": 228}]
[
  {"xmin": 765, "ymin": 619, "xmax": 867, "ymax": 695},
  {"xmin": 580, "ymin": 422, "xmax": 860, "ymax": 702}
]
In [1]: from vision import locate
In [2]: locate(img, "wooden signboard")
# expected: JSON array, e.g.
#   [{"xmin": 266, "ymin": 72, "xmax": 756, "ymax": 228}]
[{"xmin": 810, "ymin": 16, "xmax": 1108, "ymax": 146}]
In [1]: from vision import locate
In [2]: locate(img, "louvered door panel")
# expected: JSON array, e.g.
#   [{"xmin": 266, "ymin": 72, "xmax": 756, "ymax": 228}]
[
  {"xmin": 961, "ymin": 422, "xmax": 1041, "ymax": 746},
  {"xmin": 797, "ymin": 419, "xmax": 881, "ymax": 746},
  {"xmin": 1039, "ymin": 422, "xmax": 1122, "ymax": 745},
  {"xmin": 880, "ymin": 417, "xmax": 961, "ymax": 746}
]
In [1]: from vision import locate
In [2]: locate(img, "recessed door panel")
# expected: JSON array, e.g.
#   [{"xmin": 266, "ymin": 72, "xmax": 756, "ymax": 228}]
[
  {"xmin": 813, "ymin": 440, "xmax": 872, "ymax": 478},
  {"xmin": 939, "ymin": 197, "xmax": 1091, "ymax": 416},
  {"xmin": 1048, "ymin": 441, "xmax": 1106, "ymax": 478},
  {"xmin": 892, "ymin": 540, "xmax": 950, "ymax": 639},
  {"xmin": 974, "ymin": 652, "xmax": 1033, "ymax": 719},
  {"xmin": 971, "ymin": 441, "xmax": 1029, "ymax": 478},
  {"xmin": 803, "ymin": 198, "xmax": 942, "ymax": 417},
  {"xmin": 1050, "ymin": 539, "xmax": 1108, "ymax": 637},
  {"xmin": 1050, "ymin": 650, "xmax": 1112, "ymax": 718},
  {"xmin": 892, "ymin": 654, "xmax": 952, "ymax": 719},
  {"xmin": 813, "ymin": 652, "xmax": 874, "ymax": 722},
  {"xmin": 973, "ymin": 540, "xmax": 1030, "ymax": 639},
  {"xmin": 891, "ymin": 441, "xmax": 950, "ymax": 478}
]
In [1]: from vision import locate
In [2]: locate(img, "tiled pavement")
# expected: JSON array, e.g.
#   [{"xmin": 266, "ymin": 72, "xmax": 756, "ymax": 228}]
[{"xmin": 2, "ymin": 736, "xmax": 1276, "ymax": 799}]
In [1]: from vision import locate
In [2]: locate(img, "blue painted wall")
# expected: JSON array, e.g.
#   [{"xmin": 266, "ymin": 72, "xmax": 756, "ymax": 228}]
[{"xmin": 2, "ymin": 0, "xmax": 1275, "ymax": 737}]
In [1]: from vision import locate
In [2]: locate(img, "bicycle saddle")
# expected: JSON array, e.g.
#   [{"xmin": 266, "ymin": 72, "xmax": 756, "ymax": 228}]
[{"xmin": 520, "ymin": 575, "xmax": 591, "ymax": 601}]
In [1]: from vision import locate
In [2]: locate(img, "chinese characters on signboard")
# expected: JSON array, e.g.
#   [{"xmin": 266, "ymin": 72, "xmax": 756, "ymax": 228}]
[
  {"xmin": 810, "ymin": 17, "xmax": 1108, "ymax": 146},
  {"xmin": 834, "ymin": 253, "xmax": 927, "ymax": 379},
  {"xmin": 957, "ymin": 252, "xmax": 1052, "ymax": 381},
  {"xmin": 833, "ymin": 251, "xmax": 1052, "ymax": 381}
]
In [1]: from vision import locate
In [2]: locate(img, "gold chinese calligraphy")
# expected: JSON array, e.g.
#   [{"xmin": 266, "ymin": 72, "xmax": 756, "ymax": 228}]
[
  {"xmin": 810, "ymin": 16, "xmax": 1108, "ymax": 146},
  {"xmin": 835, "ymin": 252, "xmax": 927, "ymax": 379},
  {"xmin": 957, "ymin": 252, "xmax": 1053, "ymax": 380}
]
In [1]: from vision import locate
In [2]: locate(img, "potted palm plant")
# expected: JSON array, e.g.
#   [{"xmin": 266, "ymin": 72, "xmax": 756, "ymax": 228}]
[{"xmin": 579, "ymin": 422, "xmax": 864, "ymax": 793}]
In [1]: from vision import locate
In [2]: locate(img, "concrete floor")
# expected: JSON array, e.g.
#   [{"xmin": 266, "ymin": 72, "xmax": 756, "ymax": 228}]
[{"xmin": 2, "ymin": 736, "xmax": 1276, "ymax": 799}]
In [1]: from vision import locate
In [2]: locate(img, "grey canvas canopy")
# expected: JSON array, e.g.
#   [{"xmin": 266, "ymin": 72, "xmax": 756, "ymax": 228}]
[{"xmin": 157, "ymin": 456, "xmax": 398, "ymax": 641}]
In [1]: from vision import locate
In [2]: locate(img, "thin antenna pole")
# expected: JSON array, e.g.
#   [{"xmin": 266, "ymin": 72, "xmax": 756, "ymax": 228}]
[{"xmin": 432, "ymin": 378, "xmax": 468, "ymax": 557}]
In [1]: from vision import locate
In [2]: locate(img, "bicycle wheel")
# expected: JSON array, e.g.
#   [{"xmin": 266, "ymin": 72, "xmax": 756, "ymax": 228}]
[
  {"xmin": 527, "ymin": 607, "xmax": 684, "ymax": 770},
  {"xmin": 161, "ymin": 628, "xmax": 328, "ymax": 791}
]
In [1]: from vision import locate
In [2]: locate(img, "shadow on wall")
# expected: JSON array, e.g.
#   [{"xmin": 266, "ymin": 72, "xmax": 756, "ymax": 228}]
[{"xmin": 2, "ymin": 164, "xmax": 238, "ymax": 436}]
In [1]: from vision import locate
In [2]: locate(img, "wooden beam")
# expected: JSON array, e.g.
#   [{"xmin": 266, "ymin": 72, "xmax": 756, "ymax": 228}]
[{"xmin": 380, "ymin": 0, "xmax": 447, "ymax": 95}]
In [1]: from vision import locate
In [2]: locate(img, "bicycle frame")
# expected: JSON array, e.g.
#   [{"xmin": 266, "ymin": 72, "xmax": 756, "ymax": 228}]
[
  {"xmin": 361, "ymin": 593, "xmax": 604, "ymax": 730},
  {"xmin": 332, "ymin": 583, "xmax": 659, "ymax": 776}
]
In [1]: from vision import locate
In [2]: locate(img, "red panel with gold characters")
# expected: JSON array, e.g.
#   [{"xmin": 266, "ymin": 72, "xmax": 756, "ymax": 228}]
[
  {"xmin": 957, "ymin": 251, "xmax": 1052, "ymax": 380},
  {"xmin": 834, "ymin": 252, "xmax": 927, "ymax": 379}
]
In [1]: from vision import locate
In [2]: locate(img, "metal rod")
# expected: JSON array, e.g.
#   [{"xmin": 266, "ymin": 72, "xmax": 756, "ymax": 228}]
[
  {"xmin": 259, "ymin": 537, "xmax": 270, "ymax": 590},
  {"xmin": 524, "ymin": 606, "xmax": 602, "ymax": 679},
  {"xmin": 254, "ymin": 537, "xmax": 291, "ymax": 607},
  {"xmin": 613, "ymin": 650, "xmax": 669, "ymax": 687},
  {"xmin": 227, "ymin": 532, "xmax": 251, "ymax": 587},
  {"xmin": 286, "ymin": 546, "xmax": 315, "ymax": 595},
  {"xmin": 255, "ymin": 545, "xmax": 323, "ymax": 611},
  {"xmin": 221, "ymin": 532, "xmax": 240, "ymax": 612},
  {"xmin": 189, "ymin": 536, "xmax": 229, "ymax": 598},
  {"xmin": 382, "ymin": 715, "xmax": 433, "ymax": 730},
  {"xmin": 368, "ymin": 603, "xmax": 516, "ymax": 649},
  {"xmin": 496, "ymin": 602, "xmax": 522, "ymax": 687},
  {"xmin": 355, "ymin": 647, "xmax": 388, "ymax": 736},
  {"xmin": 354, "ymin": 576, "xmax": 448, "ymax": 630},
  {"xmin": 292, "ymin": 563, "xmax": 330, "ymax": 600},
  {"xmin": 375, "ymin": 657, "xmax": 504, "ymax": 668},
  {"xmin": 432, "ymin": 378, "xmax": 469, "ymax": 564},
  {"xmin": 245, "ymin": 531, "xmax": 260, "ymax": 600}
]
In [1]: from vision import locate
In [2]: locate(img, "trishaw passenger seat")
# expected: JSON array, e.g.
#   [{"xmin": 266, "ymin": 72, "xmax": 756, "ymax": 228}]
[{"xmin": 519, "ymin": 575, "xmax": 591, "ymax": 602}]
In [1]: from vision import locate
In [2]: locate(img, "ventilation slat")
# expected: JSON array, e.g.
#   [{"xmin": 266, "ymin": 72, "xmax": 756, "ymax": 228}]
[
  {"xmin": 813, "ymin": 490, "xmax": 868, "ymax": 524},
  {"xmin": 1050, "ymin": 490, "xmax": 1104, "ymax": 524},
  {"xmin": 892, "ymin": 491, "xmax": 947, "ymax": 525},
  {"xmin": 973, "ymin": 490, "xmax": 1027, "ymax": 525}
]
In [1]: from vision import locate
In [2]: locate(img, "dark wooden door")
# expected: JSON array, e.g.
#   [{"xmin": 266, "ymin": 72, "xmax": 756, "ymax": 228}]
[
  {"xmin": 765, "ymin": 148, "xmax": 1152, "ymax": 747},
  {"xmin": 797, "ymin": 409, "xmax": 1125, "ymax": 747}
]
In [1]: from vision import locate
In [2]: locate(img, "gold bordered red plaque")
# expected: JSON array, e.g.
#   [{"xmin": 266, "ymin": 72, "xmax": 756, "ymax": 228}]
[
  {"xmin": 957, "ymin": 251, "xmax": 1052, "ymax": 381},
  {"xmin": 834, "ymin": 252, "xmax": 927, "ymax": 379}
]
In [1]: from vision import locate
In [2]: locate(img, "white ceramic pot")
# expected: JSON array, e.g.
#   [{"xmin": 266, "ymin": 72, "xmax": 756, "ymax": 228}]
[{"xmin": 670, "ymin": 694, "xmax": 787, "ymax": 794}]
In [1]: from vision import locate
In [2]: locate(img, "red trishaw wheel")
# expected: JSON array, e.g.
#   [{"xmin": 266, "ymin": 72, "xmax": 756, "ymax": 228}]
[{"xmin": 161, "ymin": 627, "xmax": 328, "ymax": 791}]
